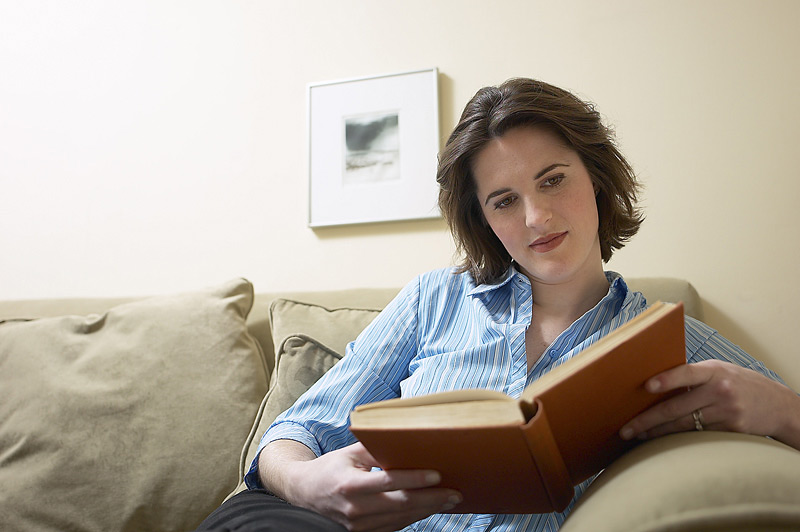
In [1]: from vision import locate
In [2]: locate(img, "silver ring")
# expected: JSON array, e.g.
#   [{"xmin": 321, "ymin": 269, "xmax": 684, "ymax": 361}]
[{"xmin": 692, "ymin": 409, "xmax": 705, "ymax": 431}]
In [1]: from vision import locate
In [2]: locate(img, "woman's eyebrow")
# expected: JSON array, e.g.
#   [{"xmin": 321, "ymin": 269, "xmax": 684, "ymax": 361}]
[
  {"xmin": 484, "ymin": 188, "xmax": 512, "ymax": 206},
  {"xmin": 535, "ymin": 163, "xmax": 570, "ymax": 180}
]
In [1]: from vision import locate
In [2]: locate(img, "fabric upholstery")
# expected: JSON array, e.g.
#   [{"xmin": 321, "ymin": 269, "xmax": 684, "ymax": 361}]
[
  {"xmin": 4, "ymin": 277, "xmax": 794, "ymax": 531},
  {"xmin": 0, "ymin": 279, "xmax": 268, "ymax": 532},
  {"xmin": 268, "ymin": 298, "xmax": 382, "ymax": 357},
  {"xmin": 560, "ymin": 431, "xmax": 800, "ymax": 532},
  {"xmin": 232, "ymin": 299, "xmax": 380, "ymax": 495}
]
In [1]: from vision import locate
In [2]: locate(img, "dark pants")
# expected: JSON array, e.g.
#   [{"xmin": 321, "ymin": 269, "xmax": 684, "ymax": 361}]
[{"xmin": 195, "ymin": 489, "xmax": 347, "ymax": 532}]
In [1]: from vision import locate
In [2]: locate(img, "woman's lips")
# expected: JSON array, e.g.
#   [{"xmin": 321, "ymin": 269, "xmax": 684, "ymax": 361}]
[{"xmin": 530, "ymin": 232, "xmax": 567, "ymax": 253}]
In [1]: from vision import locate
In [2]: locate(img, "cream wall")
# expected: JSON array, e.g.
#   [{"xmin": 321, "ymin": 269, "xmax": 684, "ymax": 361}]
[{"xmin": 1, "ymin": 1, "xmax": 798, "ymax": 387}]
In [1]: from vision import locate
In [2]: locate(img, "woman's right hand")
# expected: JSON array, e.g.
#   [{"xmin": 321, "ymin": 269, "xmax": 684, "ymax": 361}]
[{"xmin": 259, "ymin": 440, "xmax": 462, "ymax": 532}]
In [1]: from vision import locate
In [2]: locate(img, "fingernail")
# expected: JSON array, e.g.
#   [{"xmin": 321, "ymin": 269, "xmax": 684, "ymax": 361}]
[
  {"xmin": 620, "ymin": 427, "xmax": 634, "ymax": 440},
  {"xmin": 443, "ymin": 494, "xmax": 462, "ymax": 510},
  {"xmin": 425, "ymin": 471, "xmax": 441, "ymax": 484},
  {"xmin": 646, "ymin": 379, "xmax": 661, "ymax": 393}
]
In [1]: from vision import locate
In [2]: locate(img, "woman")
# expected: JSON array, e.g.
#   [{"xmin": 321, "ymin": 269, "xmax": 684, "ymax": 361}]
[{"xmin": 197, "ymin": 78, "xmax": 800, "ymax": 532}]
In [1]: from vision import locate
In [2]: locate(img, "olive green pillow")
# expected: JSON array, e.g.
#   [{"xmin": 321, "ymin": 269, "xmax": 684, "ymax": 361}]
[
  {"xmin": 0, "ymin": 279, "xmax": 268, "ymax": 532},
  {"xmin": 233, "ymin": 299, "xmax": 380, "ymax": 494}
]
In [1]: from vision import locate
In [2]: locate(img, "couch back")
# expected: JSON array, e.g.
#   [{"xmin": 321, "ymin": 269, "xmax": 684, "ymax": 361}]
[{"xmin": 0, "ymin": 277, "xmax": 702, "ymax": 376}]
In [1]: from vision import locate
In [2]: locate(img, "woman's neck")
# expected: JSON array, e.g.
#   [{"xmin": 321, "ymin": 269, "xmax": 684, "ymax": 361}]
[{"xmin": 529, "ymin": 267, "xmax": 610, "ymax": 324}]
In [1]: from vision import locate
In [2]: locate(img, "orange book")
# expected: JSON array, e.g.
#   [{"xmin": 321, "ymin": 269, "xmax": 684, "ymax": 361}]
[{"xmin": 349, "ymin": 301, "xmax": 686, "ymax": 514}]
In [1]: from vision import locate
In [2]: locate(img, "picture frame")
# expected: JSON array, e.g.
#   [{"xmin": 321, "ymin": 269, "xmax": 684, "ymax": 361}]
[{"xmin": 307, "ymin": 68, "xmax": 440, "ymax": 227}]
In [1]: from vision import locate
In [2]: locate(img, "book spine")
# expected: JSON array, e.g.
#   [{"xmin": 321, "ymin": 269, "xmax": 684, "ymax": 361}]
[{"xmin": 520, "ymin": 399, "xmax": 574, "ymax": 511}]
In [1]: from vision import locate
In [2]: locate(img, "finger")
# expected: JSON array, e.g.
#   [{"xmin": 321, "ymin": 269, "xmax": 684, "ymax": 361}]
[
  {"xmin": 348, "ymin": 466, "xmax": 446, "ymax": 495},
  {"xmin": 645, "ymin": 361, "xmax": 714, "ymax": 394},
  {"xmin": 637, "ymin": 405, "xmax": 724, "ymax": 440},
  {"xmin": 344, "ymin": 488, "xmax": 462, "ymax": 532},
  {"xmin": 620, "ymin": 387, "xmax": 714, "ymax": 439},
  {"xmin": 347, "ymin": 442, "xmax": 445, "ymax": 492},
  {"xmin": 347, "ymin": 441, "xmax": 382, "ymax": 469}
]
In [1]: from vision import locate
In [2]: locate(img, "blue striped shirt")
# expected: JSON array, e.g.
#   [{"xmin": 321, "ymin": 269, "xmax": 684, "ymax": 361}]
[{"xmin": 246, "ymin": 267, "xmax": 783, "ymax": 531}]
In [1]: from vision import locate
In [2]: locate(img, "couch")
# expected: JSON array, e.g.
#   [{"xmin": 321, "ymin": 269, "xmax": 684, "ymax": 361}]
[{"xmin": 1, "ymin": 277, "xmax": 799, "ymax": 532}]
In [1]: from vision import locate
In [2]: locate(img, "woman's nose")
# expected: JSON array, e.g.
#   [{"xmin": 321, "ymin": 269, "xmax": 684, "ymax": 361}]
[{"xmin": 524, "ymin": 196, "xmax": 551, "ymax": 228}]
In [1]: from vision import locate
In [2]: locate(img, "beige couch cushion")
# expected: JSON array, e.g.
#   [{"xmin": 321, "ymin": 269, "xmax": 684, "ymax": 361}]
[
  {"xmin": 561, "ymin": 431, "xmax": 800, "ymax": 532},
  {"xmin": 234, "ymin": 299, "xmax": 380, "ymax": 493},
  {"xmin": 0, "ymin": 279, "xmax": 268, "ymax": 532}
]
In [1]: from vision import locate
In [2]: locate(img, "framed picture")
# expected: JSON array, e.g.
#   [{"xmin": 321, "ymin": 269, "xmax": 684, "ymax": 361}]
[{"xmin": 307, "ymin": 68, "xmax": 440, "ymax": 227}]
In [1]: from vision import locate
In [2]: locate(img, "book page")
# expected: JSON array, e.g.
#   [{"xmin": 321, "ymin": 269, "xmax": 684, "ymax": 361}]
[
  {"xmin": 351, "ymin": 398, "xmax": 525, "ymax": 429},
  {"xmin": 354, "ymin": 388, "xmax": 513, "ymax": 411}
]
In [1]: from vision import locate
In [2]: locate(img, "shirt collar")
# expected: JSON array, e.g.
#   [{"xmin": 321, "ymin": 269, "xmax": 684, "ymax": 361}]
[
  {"xmin": 467, "ymin": 267, "xmax": 629, "ymax": 301},
  {"xmin": 466, "ymin": 266, "xmax": 523, "ymax": 297},
  {"xmin": 605, "ymin": 270, "xmax": 627, "ymax": 297},
  {"xmin": 598, "ymin": 270, "xmax": 629, "ymax": 315}
]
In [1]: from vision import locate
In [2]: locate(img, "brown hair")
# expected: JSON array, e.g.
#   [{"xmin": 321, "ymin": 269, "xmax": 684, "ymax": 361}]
[{"xmin": 437, "ymin": 78, "xmax": 644, "ymax": 285}]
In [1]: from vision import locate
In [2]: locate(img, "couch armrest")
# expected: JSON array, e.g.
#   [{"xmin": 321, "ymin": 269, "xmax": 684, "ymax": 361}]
[
  {"xmin": 560, "ymin": 431, "xmax": 800, "ymax": 532},
  {"xmin": 625, "ymin": 277, "xmax": 703, "ymax": 321}
]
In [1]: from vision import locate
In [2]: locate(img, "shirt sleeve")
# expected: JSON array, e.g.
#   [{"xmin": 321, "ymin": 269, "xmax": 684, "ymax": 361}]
[
  {"xmin": 244, "ymin": 276, "xmax": 422, "ymax": 489},
  {"xmin": 684, "ymin": 316, "xmax": 786, "ymax": 385}
]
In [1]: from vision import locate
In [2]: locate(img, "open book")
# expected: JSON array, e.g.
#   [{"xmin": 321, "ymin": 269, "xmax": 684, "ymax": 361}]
[{"xmin": 349, "ymin": 301, "xmax": 686, "ymax": 514}]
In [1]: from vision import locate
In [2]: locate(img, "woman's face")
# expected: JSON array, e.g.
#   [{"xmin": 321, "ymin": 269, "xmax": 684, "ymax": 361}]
[{"xmin": 471, "ymin": 125, "xmax": 603, "ymax": 288}]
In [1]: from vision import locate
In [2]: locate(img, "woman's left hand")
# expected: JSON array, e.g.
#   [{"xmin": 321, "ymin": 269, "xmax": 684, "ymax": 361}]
[{"xmin": 620, "ymin": 359, "xmax": 800, "ymax": 451}]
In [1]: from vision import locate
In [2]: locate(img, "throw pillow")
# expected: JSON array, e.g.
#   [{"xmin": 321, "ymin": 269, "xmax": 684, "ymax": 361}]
[
  {"xmin": 268, "ymin": 298, "xmax": 381, "ymax": 359},
  {"xmin": 263, "ymin": 335, "xmax": 344, "ymax": 425},
  {"xmin": 0, "ymin": 278, "xmax": 268, "ymax": 532},
  {"xmin": 232, "ymin": 299, "xmax": 380, "ymax": 494}
]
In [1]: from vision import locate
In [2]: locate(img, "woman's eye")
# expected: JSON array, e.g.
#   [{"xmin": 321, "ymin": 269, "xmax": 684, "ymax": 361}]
[
  {"xmin": 495, "ymin": 196, "xmax": 514, "ymax": 209},
  {"xmin": 543, "ymin": 174, "xmax": 564, "ymax": 187}
]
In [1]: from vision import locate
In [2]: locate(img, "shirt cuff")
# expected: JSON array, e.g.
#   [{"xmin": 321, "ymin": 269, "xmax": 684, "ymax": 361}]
[{"xmin": 243, "ymin": 421, "xmax": 323, "ymax": 490}]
